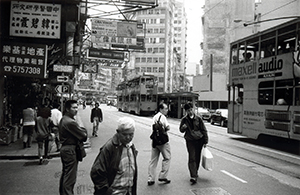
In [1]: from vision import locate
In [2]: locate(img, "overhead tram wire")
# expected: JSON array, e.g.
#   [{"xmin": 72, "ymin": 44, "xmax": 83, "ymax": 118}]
[{"xmin": 232, "ymin": 0, "xmax": 298, "ymax": 29}]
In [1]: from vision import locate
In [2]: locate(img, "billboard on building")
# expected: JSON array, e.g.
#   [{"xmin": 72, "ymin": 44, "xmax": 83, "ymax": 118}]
[
  {"xmin": 10, "ymin": 1, "xmax": 61, "ymax": 39},
  {"xmin": 91, "ymin": 19, "xmax": 141, "ymax": 48},
  {"xmin": 1, "ymin": 42, "xmax": 47, "ymax": 78}
]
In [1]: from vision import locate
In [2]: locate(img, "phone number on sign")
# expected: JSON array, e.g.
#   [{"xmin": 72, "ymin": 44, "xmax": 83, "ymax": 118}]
[{"xmin": 12, "ymin": 66, "xmax": 41, "ymax": 74}]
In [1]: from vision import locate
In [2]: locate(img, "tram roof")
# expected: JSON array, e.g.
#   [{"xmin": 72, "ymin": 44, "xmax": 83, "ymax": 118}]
[{"xmin": 158, "ymin": 92, "xmax": 198, "ymax": 98}]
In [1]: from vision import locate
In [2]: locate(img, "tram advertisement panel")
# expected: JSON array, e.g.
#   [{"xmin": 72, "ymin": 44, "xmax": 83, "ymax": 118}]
[{"xmin": 231, "ymin": 53, "xmax": 294, "ymax": 83}]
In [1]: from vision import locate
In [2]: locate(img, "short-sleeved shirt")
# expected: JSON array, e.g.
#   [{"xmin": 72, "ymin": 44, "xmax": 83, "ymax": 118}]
[{"xmin": 153, "ymin": 112, "xmax": 169, "ymax": 130}]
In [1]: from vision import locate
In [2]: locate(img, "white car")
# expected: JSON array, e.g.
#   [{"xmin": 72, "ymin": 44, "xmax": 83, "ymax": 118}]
[{"xmin": 196, "ymin": 107, "xmax": 211, "ymax": 121}]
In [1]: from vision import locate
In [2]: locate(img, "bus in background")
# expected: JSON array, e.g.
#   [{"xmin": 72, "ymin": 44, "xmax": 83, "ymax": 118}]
[
  {"xmin": 116, "ymin": 75, "xmax": 158, "ymax": 115},
  {"xmin": 228, "ymin": 19, "xmax": 300, "ymax": 141}
]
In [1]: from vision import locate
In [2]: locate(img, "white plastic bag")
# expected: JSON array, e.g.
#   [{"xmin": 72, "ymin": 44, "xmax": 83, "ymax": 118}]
[{"xmin": 201, "ymin": 146, "xmax": 213, "ymax": 171}]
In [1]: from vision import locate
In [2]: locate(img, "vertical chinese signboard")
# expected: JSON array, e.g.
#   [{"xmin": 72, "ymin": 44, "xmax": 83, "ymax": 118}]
[
  {"xmin": 10, "ymin": 1, "xmax": 61, "ymax": 39},
  {"xmin": 1, "ymin": 42, "xmax": 48, "ymax": 78}
]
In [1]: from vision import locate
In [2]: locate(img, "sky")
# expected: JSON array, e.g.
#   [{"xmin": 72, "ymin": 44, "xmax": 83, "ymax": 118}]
[{"xmin": 184, "ymin": 0, "xmax": 205, "ymax": 64}]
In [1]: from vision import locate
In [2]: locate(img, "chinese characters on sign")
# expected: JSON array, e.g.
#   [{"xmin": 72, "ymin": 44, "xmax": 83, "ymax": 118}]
[
  {"xmin": 1, "ymin": 42, "xmax": 47, "ymax": 78},
  {"xmin": 10, "ymin": 1, "xmax": 61, "ymax": 39},
  {"xmin": 91, "ymin": 19, "xmax": 137, "ymax": 48}
]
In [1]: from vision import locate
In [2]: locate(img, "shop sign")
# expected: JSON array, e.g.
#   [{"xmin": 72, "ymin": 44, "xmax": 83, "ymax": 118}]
[
  {"xmin": 10, "ymin": 1, "xmax": 61, "ymax": 39},
  {"xmin": 53, "ymin": 65, "xmax": 73, "ymax": 73},
  {"xmin": 1, "ymin": 42, "xmax": 47, "ymax": 78},
  {"xmin": 87, "ymin": 48, "xmax": 125, "ymax": 61}
]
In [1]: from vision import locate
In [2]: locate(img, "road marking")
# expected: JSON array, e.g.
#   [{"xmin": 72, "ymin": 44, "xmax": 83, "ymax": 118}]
[{"xmin": 221, "ymin": 170, "xmax": 248, "ymax": 183}]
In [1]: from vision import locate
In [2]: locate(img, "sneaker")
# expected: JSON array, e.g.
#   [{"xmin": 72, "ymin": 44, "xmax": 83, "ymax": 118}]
[
  {"xmin": 147, "ymin": 181, "xmax": 155, "ymax": 186},
  {"xmin": 39, "ymin": 157, "xmax": 43, "ymax": 165},
  {"xmin": 190, "ymin": 178, "xmax": 197, "ymax": 185},
  {"xmin": 158, "ymin": 178, "xmax": 171, "ymax": 184}
]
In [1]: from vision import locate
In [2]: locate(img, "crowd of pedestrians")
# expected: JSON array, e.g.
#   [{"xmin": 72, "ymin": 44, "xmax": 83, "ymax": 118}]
[{"xmin": 19, "ymin": 99, "xmax": 208, "ymax": 195}]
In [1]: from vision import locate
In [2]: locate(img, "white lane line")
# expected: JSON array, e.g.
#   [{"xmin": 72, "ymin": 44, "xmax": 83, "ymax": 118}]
[{"xmin": 221, "ymin": 170, "xmax": 248, "ymax": 183}]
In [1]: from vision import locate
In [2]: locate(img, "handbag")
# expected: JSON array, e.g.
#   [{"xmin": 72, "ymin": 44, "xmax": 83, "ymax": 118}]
[
  {"xmin": 190, "ymin": 129, "xmax": 203, "ymax": 139},
  {"xmin": 201, "ymin": 146, "xmax": 213, "ymax": 171},
  {"xmin": 76, "ymin": 142, "xmax": 86, "ymax": 162},
  {"xmin": 150, "ymin": 115, "xmax": 169, "ymax": 147},
  {"xmin": 48, "ymin": 133, "xmax": 55, "ymax": 141}
]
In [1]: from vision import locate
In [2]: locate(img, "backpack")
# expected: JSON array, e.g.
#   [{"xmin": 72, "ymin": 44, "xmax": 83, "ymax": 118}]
[{"xmin": 150, "ymin": 115, "xmax": 169, "ymax": 147}]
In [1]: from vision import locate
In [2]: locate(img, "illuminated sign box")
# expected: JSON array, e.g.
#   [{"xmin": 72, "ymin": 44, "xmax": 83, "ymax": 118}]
[{"xmin": 10, "ymin": 1, "xmax": 61, "ymax": 39}]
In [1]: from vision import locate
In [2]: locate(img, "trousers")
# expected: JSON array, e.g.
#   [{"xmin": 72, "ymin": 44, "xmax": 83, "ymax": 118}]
[
  {"xmin": 59, "ymin": 145, "xmax": 78, "ymax": 195},
  {"xmin": 93, "ymin": 117, "xmax": 100, "ymax": 135},
  {"xmin": 148, "ymin": 142, "xmax": 171, "ymax": 181},
  {"xmin": 186, "ymin": 138, "xmax": 205, "ymax": 178}
]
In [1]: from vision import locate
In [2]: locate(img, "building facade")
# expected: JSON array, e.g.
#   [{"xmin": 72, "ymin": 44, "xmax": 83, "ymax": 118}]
[{"xmin": 133, "ymin": 0, "xmax": 187, "ymax": 93}]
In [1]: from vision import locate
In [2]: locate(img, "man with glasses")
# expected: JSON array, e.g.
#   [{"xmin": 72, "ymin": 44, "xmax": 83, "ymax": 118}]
[
  {"xmin": 90, "ymin": 117, "xmax": 138, "ymax": 195},
  {"xmin": 179, "ymin": 102, "xmax": 208, "ymax": 185}
]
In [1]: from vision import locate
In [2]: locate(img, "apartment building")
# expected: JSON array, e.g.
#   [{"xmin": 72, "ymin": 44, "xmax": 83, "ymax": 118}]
[{"xmin": 133, "ymin": 0, "xmax": 187, "ymax": 93}]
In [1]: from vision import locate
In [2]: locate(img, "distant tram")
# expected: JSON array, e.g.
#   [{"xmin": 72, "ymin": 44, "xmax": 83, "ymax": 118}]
[
  {"xmin": 228, "ymin": 19, "xmax": 300, "ymax": 141},
  {"xmin": 116, "ymin": 75, "xmax": 158, "ymax": 115}
]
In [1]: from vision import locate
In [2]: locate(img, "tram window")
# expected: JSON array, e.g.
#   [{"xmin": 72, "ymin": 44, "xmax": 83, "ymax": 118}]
[
  {"xmin": 296, "ymin": 79, "xmax": 300, "ymax": 105},
  {"xmin": 258, "ymin": 81, "xmax": 274, "ymax": 105},
  {"xmin": 118, "ymin": 96, "xmax": 122, "ymax": 101},
  {"xmin": 145, "ymin": 78, "xmax": 154, "ymax": 88},
  {"xmin": 261, "ymin": 38, "xmax": 275, "ymax": 58},
  {"xmin": 147, "ymin": 95, "xmax": 152, "ymax": 101},
  {"xmin": 277, "ymin": 32, "xmax": 296, "ymax": 55},
  {"xmin": 246, "ymin": 38, "xmax": 259, "ymax": 60},
  {"xmin": 275, "ymin": 79, "xmax": 293, "ymax": 105},
  {"xmin": 152, "ymin": 95, "xmax": 157, "ymax": 102},
  {"xmin": 125, "ymin": 95, "xmax": 129, "ymax": 102},
  {"xmin": 141, "ymin": 95, "xmax": 146, "ymax": 101},
  {"xmin": 238, "ymin": 43, "xmax": 246, "ymax": 63},
  {"xmin": 231, "ymin": 45, "xmax": 238, "ymax": 64},
  {"xmin": 295, "ymin": 87, "xmax": 300, "ymax": 106},
  {"xmin": 258, "ymin": 89, "xmax": 273, "ymax": 105},
  {"xmin": 259, "ymin": 81, "xmax": 273, "ymax": 88},
  {"xmin": 275, "ymin": 88, "xmax": 292, "ymax": 105}
]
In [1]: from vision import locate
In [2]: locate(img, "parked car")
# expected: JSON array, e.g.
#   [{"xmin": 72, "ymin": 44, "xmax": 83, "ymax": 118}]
[
  {"xmin": 210, "ymin": 109, "xmax": 228, "ymax": 127},
  {"xmin": 196, "ymin": 107, "xmax": 211, "ymax": 121}
]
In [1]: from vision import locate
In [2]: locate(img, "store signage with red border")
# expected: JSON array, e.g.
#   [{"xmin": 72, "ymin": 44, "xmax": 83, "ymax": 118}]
[
  {"xmin": 1, "ymin": 42, "xmax": 47, "ymax": 78},
  {"xmin": 10, "ymin": 1, "xmax": 61, "ymax": 39}
]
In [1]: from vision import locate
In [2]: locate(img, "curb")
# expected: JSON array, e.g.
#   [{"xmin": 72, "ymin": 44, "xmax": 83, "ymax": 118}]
[
  {"xmin": 0, "ymin": 152, "xmax": 61, "ymax": 160},
  {"xmin": 0, "ymin": 139, "xmax": 91, "ymax": 160}
]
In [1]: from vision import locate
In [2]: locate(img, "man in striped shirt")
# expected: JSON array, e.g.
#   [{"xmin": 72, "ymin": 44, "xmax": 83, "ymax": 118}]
[{"xmin": 91, "ymin": 117, "xmax": 138, "ymax": 195}]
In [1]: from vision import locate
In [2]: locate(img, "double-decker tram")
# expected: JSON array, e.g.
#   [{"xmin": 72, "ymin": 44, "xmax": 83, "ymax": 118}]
[
  {"xmin": 116, "ymin": 75, "xmax": 158, "ymax": 115},
  {"xmin": 228, "ymin": 19, "xmax": 300, "ymax": 141}
]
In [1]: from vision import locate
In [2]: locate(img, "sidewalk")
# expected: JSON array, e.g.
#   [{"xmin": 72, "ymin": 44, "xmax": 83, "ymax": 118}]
[{"xmin": 0, "ymin": 137, "xmax": 60, "ymax": 160}]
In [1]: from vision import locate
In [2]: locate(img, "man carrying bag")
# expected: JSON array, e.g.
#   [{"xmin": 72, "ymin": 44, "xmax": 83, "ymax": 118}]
[
  {"xmin": 147, "ymin": 103, "xmax": 171, "ymax": 186},
  {"xmin": 179, "ymin": 102, "xmax": 209, "ymax": 185}
]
